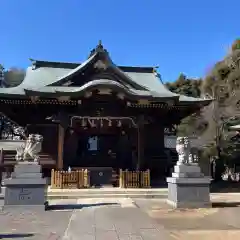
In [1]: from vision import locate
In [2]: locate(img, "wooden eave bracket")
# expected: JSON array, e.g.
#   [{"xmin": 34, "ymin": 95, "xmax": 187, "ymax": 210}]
[{"xmin": 30, "ymin": 96, "xmax": 39, "ymax": 103}]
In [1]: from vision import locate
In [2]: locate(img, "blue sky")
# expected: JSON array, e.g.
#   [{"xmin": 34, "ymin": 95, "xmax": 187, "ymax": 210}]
[{"xmin": 0, "ymin": 0, "xmax": 239, "ymax": 82}]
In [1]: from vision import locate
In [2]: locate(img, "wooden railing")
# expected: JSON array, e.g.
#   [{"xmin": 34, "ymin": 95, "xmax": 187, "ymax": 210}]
[
  {"xmin": 119, "ymin": 169, "xmax": 150, "ymax": 188},
  {"xmin": 51, "ymin": 169, "xmax": 90, "ymax": 189}
]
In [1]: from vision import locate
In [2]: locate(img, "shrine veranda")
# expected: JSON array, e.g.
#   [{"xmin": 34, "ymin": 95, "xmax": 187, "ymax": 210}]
[{"xmin": 0, "ymin": 42, "xmax": 211, "ymax": 186}]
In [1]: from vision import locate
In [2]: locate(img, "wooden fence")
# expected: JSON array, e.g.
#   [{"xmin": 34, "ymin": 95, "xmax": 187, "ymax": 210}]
[
  {"xmin": 51, "ymin": 169, "xmax": 90, "ymax": 189},
  {"xmin": 119, "ymin": 169, "xmax": 150, "ymax": 188},
  {"xmin": 51, "ymin": 169, "xmax": 150, "ymax": 189}
]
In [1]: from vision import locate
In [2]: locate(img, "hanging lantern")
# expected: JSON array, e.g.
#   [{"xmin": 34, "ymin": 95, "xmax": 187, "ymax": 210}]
[{"xmin": 108, "ymin": 119, "xmax": 112, "ymax": 127}]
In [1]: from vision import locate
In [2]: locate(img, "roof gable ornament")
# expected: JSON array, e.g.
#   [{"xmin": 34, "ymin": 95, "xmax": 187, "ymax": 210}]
[
  {"xmin": 153, "ymin": 66, "xmax": 159, "ymax": 76},
  {"xmin": 88, "ymin": 40, "xmax": 109, "ymax": 58},
  {"xmin": 94, "ymin": 60, "xmax": 108, "ymax": 70},
  {"xmin": 0, "ymin": 65, "xmax": 5, "ymax": 87},
  {"xmin": 96, "ymin": 40, "xmax": 104, "ymax": 51}
]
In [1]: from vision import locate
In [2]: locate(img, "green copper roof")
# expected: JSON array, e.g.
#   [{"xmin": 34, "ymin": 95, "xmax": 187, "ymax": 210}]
[
  {"xmin": 24, "ymin": 79, "xmax": 176, "ymax": 100},
  {"xmin": 0, "ymin": 65, "xmax": 210, "ymax": 104},
  {"xmin": 0, "ymin": 43, "xmax": 212, "ymax": 105}
]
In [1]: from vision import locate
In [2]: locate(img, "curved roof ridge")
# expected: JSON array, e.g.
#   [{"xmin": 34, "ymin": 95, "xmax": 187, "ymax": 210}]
[
  {"xmin": 29, "ymin": 59, "xmax": 155, "ymax": 72},
  {"xmin": 24, "ymin": 79, "xmax": 158, "ymax": 99},
  {"xmin": 47, "ymin": 53, "xmax": 97, "ymax": 86},
  {"xmin": 44, "ymin": 50, "xmax": 150, "ymax": 91},
  {"xmin": 109, "ymin": 63, "xmax": 148, "ymax": 91},
  {"xmin": 125, "ymin": 71, "xmax": 179, "ymax": 98},
  {"xmin": 178, "ymin": 94, "xmax": 213, "ymax": 103}
]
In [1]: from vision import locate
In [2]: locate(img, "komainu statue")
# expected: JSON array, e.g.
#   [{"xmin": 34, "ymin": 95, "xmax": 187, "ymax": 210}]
[
  {"xmin": 176, "ymin": 136, "xmax": 193, "ymax": 165},
  {"xmin": 15, "ymin": 134, "xmax": 43, "ymax": 162}
]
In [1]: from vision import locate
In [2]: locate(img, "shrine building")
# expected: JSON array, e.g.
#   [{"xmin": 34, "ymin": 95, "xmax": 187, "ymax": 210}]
[{"xmin": 0, "ymin": 42, "xmax": 211, "ymax": 184}]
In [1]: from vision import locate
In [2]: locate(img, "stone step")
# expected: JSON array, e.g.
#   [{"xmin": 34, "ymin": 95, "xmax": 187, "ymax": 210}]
[
  {"xmin": 48, "ymin": 189, "xmax": 167, "ymax": 194},
  {"xmin": 0, "ymin": 187, "xmax": 168, "ymax": 200},
  {"xmin": 47, "ymin": 192, "xmax": 167, "ymax": 200},
  {"xmin": 47, "ymin": 188, "xmax": 168, "ymax": 199}
]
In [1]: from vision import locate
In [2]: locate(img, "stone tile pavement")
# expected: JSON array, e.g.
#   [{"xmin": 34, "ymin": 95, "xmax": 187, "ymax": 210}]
[
  {"xmin": 135, "ymin": 196, "xmax": 240, "ymax": 240},
  {"xmin": 1, "ymin": 195, "xmax": 240, "ymax": 239},
  {"xmin": 61, "ymin": 198, "xmax": 171, "ymax": 239},
  {"xmin": 0, "ymin": 207, "xmax": 72, "ymax": 239},
  {"xmin": 0, "ymin": 198, "xmax": 172, "ymax": 240}
]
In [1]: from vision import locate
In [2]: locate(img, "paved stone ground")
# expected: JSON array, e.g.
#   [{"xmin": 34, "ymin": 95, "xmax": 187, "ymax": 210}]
[
  {"xmin": 0, "ymin": 198, "xmax": 171, "ymax": 240},
  {"xmin": 0, "ymin": 208, "xmax": 71, "ymax": 239},
  {"xmin": 63, "ymin": 198, "xmax": 171, "ymax": 240},
  {"xmin": 1, "ymin": 194, "xmax": 240, "ymax": 239},
  {"xmin": 135, "ymin": 196, "xmax": 240, "ymax": 240}
]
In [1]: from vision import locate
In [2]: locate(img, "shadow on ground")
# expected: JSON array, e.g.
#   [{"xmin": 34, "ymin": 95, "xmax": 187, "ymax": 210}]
[
  {"xmin": 150, "ymin": 180, "xmax": 168, "ymax": 188},
  {"xmin": 210, "ymin": 181, "xmax": 240, "ymax": 193},
  {"xmin": 46, "ymin": 202, "xmax": 119, "ymax": 211},
  {"xmin": 212, "ymin": 202, "xmax": 240, "ymax": 208},
  {"xmin": 0, "ymin": 233, "xmax": 34, "ymax": 238}
]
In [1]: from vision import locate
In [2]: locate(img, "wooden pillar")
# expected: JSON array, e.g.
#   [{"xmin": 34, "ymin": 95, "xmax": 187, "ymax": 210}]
[
  {"xmin": 136, "ymin": 116, "xmax": 145, "ymax": 171},
  {"xmin": 57, "ymin": 124, "xmax": 65, "ymax": 170}
]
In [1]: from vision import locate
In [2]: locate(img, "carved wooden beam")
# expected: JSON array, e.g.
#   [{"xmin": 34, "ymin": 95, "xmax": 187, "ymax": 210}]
[
  {"xmin": 57, "ymin": 96, "xmax": 70, "ymax": 102},
  {"xmin": 97, "ymin": 88, "xmax": 112, "ymax": 95},
  {"xmin": 30, "ymin": 96, "xmax": 39, "ymax": 103},
  {"xmin": 84, "ymin": 91, "xmax": 92, "ymax": 98},
  {"xmin": 46, "ymin": 112, "xmax": 69, "ymax": 129},
  {"xmin": 117, "ymin": 93, "xmax": 125, "ymax": 100},
  {"xmin": 138, "ymin": 99, "xmax": 150, "ymax": 105}
]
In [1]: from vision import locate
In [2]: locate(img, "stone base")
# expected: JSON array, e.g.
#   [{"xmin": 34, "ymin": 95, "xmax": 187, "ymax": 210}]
[
  {"xmin": 172, "ymin": 164, "xmax": 204, "ymax": 178},
  {"xmin": 166, "ymin": 199, "xmax": 212, "ymax": 208},
  {"xmin": 3, "ymin": 203, "xmax": 48, "ymax": 211},
  {"xmin": 3, "ymin": 162, "xmax": 47, "ymax": 209},
  {"xmin": 4, "ymin": 185, "xmax": 47, "ymax": 206},
  {"xmin": 166, "ymin": 177, "xmax": 211, "ymax": 209}
]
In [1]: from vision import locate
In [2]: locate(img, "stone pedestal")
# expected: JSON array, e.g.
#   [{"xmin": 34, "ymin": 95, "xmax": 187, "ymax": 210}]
[
  {"xmin": 166, "ymin": 163, "xmax": 211, "ymax": 208},
  {"xmin": 3, "ymin": 162, "xmax": 47, "ymax": 210}
]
